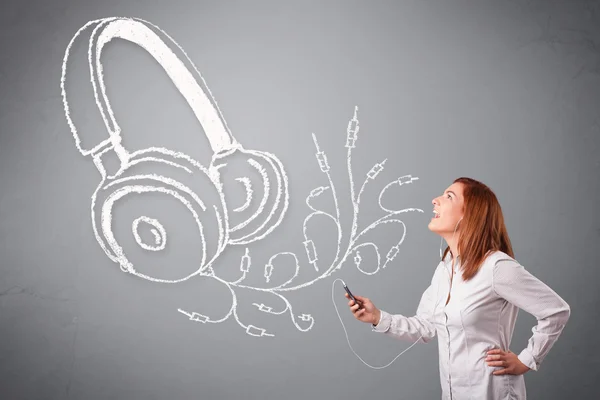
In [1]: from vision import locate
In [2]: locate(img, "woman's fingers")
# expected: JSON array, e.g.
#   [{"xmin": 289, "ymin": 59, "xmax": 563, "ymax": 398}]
[
  {"xmin": 344, "ymin": 293, "xmax": 370, "ymax": 307},
  {"xmin": 486, "ymin": 352, "xmax": 505, "ymax": 367},
  {"xmin": 346, "ymin": 296, "xmax": 365, "ymax": 307},
  {"xmin": 487, "ymin": 361, "xmax": 506, "ymax": 367},
  {"xmin": 344, "ymin": 292, "xmax": 371, "ymax": 322},
  {"xmin": 493, "ymin": 368, "xmax": 510, "ymax": 375}
]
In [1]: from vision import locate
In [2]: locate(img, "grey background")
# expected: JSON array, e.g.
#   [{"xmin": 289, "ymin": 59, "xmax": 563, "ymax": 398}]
[{"xmin": 0, "ymin": 0, "xmax": 598, "ymax": 399}]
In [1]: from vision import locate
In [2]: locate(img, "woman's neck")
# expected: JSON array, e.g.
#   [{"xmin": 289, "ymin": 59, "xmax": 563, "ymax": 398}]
[{"xmin": 444, "ymin": 236, "xmax": 459, "ymax": 261}]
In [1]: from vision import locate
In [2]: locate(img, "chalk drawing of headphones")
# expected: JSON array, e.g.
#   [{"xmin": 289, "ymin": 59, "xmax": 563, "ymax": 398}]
[{"xmin": 60, "ymin": 17, "xmax": 289, "ymax": 283}]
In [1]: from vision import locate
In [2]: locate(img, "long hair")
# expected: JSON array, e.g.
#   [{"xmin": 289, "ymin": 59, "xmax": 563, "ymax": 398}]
[{"xmin": 442, "ymin": 177, "xmax": 514, "ymax": 280}]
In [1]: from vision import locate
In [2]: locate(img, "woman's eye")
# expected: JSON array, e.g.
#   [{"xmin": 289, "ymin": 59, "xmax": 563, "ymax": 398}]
[{"xmin": 447, "ymin": 194, "xmax": 452, "ymax": 199}]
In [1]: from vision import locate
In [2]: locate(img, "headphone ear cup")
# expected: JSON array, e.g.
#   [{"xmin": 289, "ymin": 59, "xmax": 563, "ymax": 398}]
[
  {"xmin": 92, "ymin": 149, "xmax": 228, "ymax": 282},
  {"xmin": 211, "ymin": 148, "xmax": 289, "ymax": 245}
]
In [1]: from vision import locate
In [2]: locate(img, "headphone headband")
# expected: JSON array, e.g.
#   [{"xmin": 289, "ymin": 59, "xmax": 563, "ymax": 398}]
[{"xmin": 62, "ymin": 17, "xmax": 239, "ymax": 157}]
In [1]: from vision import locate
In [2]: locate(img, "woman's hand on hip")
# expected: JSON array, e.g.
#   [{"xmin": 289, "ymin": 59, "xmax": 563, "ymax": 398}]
[
  {"xmin": 486, "ymin": 349, "xmax": 531, "ymax": 375},
  {"xmin": 345, "ymin": 293, "xmax": 381, "ymax": 325}
]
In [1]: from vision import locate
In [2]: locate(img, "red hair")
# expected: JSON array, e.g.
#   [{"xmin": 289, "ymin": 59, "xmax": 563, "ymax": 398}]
[{"xmin": 442, "ymin": 177, "xmax": 514, "ymax": 280}]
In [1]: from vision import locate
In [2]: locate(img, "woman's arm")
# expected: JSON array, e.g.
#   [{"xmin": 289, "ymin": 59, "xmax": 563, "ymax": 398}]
[
  {"xmin": 492, "ymin": 259, "xmax": 571, "ymax": 371},
  {"xmin": 371, "ymin": 266, "xmax": 441, "ymax": 343}
]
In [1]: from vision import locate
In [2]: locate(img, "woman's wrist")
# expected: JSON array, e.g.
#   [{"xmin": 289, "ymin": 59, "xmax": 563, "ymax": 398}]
[{"xmin": 372, "ymin": 309, "xmax": 381, "ymax": 326}]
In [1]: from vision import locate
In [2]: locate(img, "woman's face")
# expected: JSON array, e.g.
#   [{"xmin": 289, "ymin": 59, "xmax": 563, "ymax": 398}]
[{"xmin": 428, "ymin": 182, "xmax": 465, "ymax": 236}]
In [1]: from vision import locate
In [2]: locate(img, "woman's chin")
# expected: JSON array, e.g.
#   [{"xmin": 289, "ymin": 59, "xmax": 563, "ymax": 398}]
[{"xmin": 428, "ymin": 220, "xmax": 442, "ymax": 234}]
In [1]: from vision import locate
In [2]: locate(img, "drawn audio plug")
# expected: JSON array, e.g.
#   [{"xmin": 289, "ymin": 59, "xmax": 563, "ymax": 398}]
[
  {"xmin": 61, "ymin": 17, "xmax": 290, "ymax": 281},
  {"xmin": 345, "ymin": 106, "xmax": 359, "ymax": 149},
  {"xmin": 311, "ymin": 134, "xmax": 330, "ymax": 173},
  {"xmin": 177, "ymin": 309, "xmax": 210, "ymax": 323},
  {"xmin": 240, "ymin": 248, "xmax": 251, "ymax": 273},
  {"xmin": 397, "ymin": 175, "xmax": 419, "ymax": 186},
  {"xmin": 354, "ymin": 251, "xmax": 362, "ymax": 268},
  {"xmin": 264, "ymin": 262, "xmax": 273, "ymax": 283},
  {"xmin": 367, "ymin": 160, "xmax": 387, "ymax": 180},
  {"xmin": 303, "ymin": 239, "xmax": 319, "ymax": 271},
  {"xmin": 299, "ymin": 314, "xmax": 313, "ymax": 322},
  {"xmin": 382, "ymin": 244, "xmax": 401, "ymax": 269},
  {"xmin": 245, "ymin": 324, "xmax": 274, "ymax": 337},
  {"xmin": 308, "ymin": 186, "xmax": 329, "ymax": 199},
  {"xmin": 254, "ymin": 303, "xmax": 274, "ymax": 313},
  {"xmin": 294, "ymin": 313, "xmax": 315, "ymax": 332}
]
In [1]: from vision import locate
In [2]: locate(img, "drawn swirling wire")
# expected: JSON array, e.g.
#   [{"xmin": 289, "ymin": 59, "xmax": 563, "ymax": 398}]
[{"xmin": 179, "ymin": 106, "xmax": 423, "ymax": 337}]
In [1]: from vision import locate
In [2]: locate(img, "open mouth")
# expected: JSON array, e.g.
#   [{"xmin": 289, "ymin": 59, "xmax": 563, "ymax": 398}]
[{"xmin": 432, "ymin": 210, "xmax": 440, "ymax": 219}]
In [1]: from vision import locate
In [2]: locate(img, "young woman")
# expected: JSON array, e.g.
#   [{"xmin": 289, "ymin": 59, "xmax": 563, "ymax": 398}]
[{"xmin": 346, "ymin": 177, "xmax": 570, "ymax": 400}]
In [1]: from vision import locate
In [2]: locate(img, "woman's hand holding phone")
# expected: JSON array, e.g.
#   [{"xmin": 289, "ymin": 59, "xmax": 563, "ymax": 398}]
[{"xmin": 345, "ymin": 291, "xmax": 381, "ymax": 326}]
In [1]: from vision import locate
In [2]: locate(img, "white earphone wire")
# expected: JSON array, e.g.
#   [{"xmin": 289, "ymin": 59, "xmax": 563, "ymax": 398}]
[
  {"xmin": 335, "ymin": 218, "xmax": 466, "ymax": 370},
  {"xmin": 332, "ymin": 270, "xmax": 446, "ymax": 369}
]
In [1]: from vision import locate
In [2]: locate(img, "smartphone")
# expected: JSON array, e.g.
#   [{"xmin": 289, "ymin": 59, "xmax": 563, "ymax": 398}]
[{"xmin": 343, "ymin": 284, "xmax": 363, "ymax": 309}]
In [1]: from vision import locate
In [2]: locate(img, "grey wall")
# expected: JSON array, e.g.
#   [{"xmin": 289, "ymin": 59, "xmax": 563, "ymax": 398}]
[{"xmin": 1, "ymin": 0, "xmax": 598, "ymax": 399}]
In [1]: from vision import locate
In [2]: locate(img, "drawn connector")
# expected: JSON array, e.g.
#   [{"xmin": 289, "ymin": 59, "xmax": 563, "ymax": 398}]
[
  {"xmin": 246, "ymin": 324, "xmax": 273, "ymax": 337},
  {"xmin": 367, "ymin": 159, "xmax": 387, "ymax": 179},
  {"xmin": 240, "ymin": 248, "xmax": 251, "ymax": 273},
  {"xmin": 255, "ymin": 303, "xmax": 273, "ymax": 313},
  {"xmin": 385, "ymin": 245, "xmax": 400, "ymax": 265},
  {"xmin": 299, "ymin": 313, "xmax": 313, "ymax": 322},
  {"xmin": 354, "ymin": 251, "xmax": 362, "ymax": 267},
  {"xmin": 190, "ymin": 312, "xmax": 209, "ymax": 323},
  {"xmin": 303, "ymin": 240, "xmax": 319, "ymax": 271},
  {"xmin": 264, "ymin": 262, "xmax": 273, "ymax": 282},
  {"xmin": 316, "ymin": 152, "xmax": 330, "ymax": 173},
  {"xmin": 397, "ymin": 175, "xmax": 419, "ymax": 186},
  {"xmin": 309, "ymin": 186, "xmax": 328, "ymax": 198},
  {"xmin": 345, "ymin": 106, "xmax": 359, "ymax": 148},
  {"xmin": 311, "ymin": 133, "xmax": 330, "ymax": 173}
]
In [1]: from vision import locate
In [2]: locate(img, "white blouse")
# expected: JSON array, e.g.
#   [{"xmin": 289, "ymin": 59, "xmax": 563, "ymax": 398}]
[{"xmin": 372, "ymin": 251, "xmax": 570, "ymax": 400}]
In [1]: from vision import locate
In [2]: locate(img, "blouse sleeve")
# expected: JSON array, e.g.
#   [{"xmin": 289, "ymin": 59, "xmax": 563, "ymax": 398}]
[
  {"xmin": 492, "ymin": 259, "xmax": 571, "ymax": 371},
  {"xmin": 371, "ymin": 265, "xmax": 441, "ymax": 343}
]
